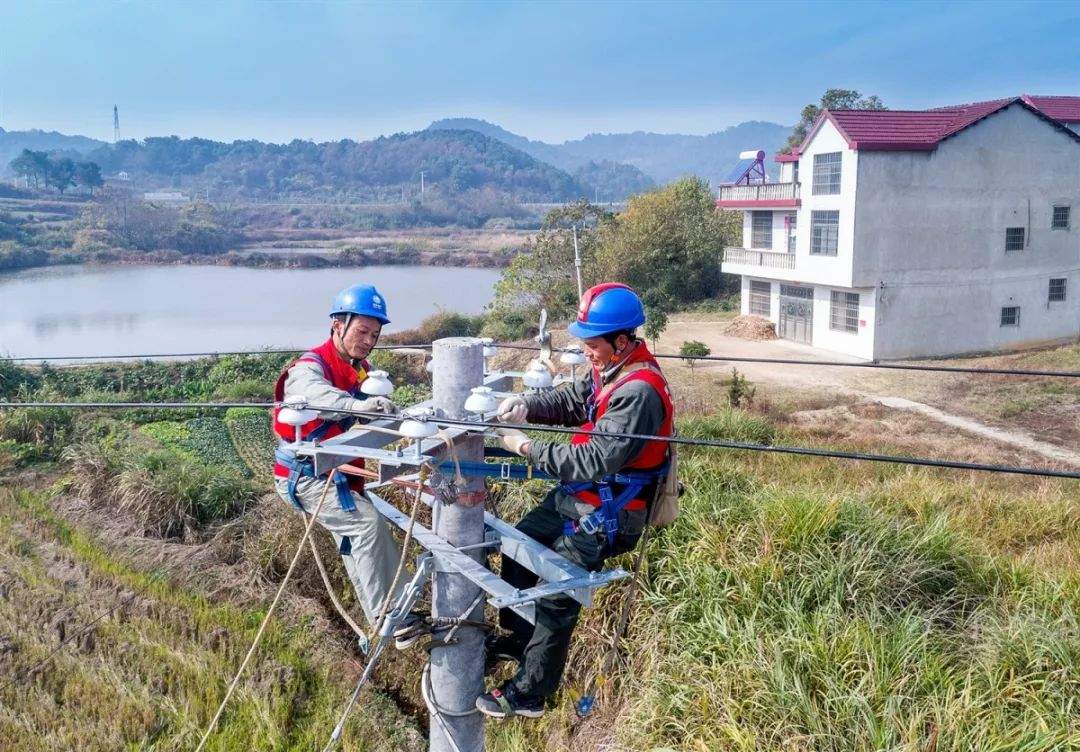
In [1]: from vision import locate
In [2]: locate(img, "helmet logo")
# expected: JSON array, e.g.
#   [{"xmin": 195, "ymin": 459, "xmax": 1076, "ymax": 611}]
[{"xmin": 373, "ymin": 295, "xmax": 383, "ymax": 309}]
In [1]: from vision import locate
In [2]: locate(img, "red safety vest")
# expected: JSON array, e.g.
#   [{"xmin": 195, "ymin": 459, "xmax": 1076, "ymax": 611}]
[
  {"xmin": 272, "ymin": 338, "xmax": 369, "ymax": 492},
  {"xmin": 569, "ymin": 343, "xmax": 674, "ymax": 511}
]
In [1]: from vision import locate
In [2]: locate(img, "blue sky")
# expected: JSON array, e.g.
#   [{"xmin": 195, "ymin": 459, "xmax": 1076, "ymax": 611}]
[{"xmin": 1, "ymin": 0, "xmax": 1078, "ymax": 144}]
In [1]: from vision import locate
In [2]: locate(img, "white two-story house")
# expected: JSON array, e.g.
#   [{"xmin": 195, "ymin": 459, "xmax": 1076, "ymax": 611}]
[{"xmin": 718, "ymin": 95, "xmax": 1080, "ymax": 360}]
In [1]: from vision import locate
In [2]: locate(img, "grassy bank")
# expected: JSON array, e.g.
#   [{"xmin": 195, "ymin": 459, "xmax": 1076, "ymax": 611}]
[
  {"xmin": 488, "ymin": 412, "xmax": 1079, "ymax": 751},
  {"xmin": 1, "ymin": 353, "xmax": 1077, "ymax": 751}
]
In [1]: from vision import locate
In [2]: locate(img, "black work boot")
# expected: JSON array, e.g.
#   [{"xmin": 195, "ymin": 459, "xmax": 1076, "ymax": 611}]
[
  {"xmin": 475, "ymin": 681, "xmax": 545, "ymax": 720},
  {"xmin": 483, "ymin": 633, "xmax": 524, "ymax": 675}
]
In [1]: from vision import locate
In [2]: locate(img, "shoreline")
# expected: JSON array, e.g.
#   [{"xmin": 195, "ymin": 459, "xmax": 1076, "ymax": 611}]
[{"xmin": 1, "ymin": 244, "xmax": 514, "ymax": 275}]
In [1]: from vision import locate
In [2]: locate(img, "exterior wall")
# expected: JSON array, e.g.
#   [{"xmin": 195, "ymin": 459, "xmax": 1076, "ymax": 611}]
[
  {"xmin": 778, "ymin": 161, "xmax": 796, "ymax": 182},
  {"xmin": 739, "ymin": 275, "xmax": 878, "ymax": 360},
  {"xmin": 810, "ymin": 284, "xmax": 877, "ymax": 359},
  {"xmin": 853, "ymin": 103, "xmax": 1080, "ymax": 358},
  {"xmin": 789, "ymin": 120, "xmax": 858, "ymax": 287}
]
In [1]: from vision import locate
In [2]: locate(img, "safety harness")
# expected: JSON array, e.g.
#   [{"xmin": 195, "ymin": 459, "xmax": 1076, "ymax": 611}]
[
  {"xmin": 272, "ymin": 343, "xmax": 370, "ymax": 553},
  {"xmin": 559, "ymin": 348, "xmax": 674, "ymax": 547}
]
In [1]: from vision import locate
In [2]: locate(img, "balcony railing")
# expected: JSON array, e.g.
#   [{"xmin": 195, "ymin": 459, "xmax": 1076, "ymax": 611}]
[
  {"xmin": 717, "ymin": 182, "xmax": 800, "ymax": 204},
  {"xmin": 723, "ymin": 247, "xmax": 796, "ymax": 269}
]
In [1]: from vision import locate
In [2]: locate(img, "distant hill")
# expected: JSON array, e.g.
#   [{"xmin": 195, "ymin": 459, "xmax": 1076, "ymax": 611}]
[
  {"xmin": 0, "ymin": 128, "xmax": 107, "ymax": 176},
  {"xmin": 428, "ymin": 117, "xmax": 792, "ymax": 185},
  {"xmin": 83, "ymin": 129, "xmax": 587, "ymax": 202}
]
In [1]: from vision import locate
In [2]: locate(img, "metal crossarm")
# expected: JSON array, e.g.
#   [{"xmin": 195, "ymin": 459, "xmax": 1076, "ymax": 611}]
[{"xmin": 367, "ymin": 489, "xmax": 538, "ymax": 624}]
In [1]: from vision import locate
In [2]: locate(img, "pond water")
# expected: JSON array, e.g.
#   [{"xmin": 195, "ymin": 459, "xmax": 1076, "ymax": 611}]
[{"xmin": 0, "ymin": 264, "xmax": 500, "ymax": 360}]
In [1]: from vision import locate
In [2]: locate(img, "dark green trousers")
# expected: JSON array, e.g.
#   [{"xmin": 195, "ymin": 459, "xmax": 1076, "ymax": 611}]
[{"xmin": 498, "ymin": 489, "xmax": 645, "ymax": 701}]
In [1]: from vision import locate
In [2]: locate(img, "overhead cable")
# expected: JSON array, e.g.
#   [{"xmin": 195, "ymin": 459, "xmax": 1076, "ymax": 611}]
[
  {"xmin": 2, "ymin": 344, "xmax": 432, "ymax": 363},
  {"xmin": 492, "ymin": 343, "xmax": 1080, "ymax": 378},
  {"xmin": 1, "ymin": 400, "xmax": 1076, "ymax": 480}
]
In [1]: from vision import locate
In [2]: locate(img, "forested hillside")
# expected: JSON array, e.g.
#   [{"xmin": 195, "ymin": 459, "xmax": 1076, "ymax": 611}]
[
  {"xmin": 0, "ymin": 128, "xmax": 106, "ymax": 178},
  {"xmin": 428, "ymin": 117, "xmax": 792, "ymax": 184},
  {"xmin": 84, "ymin": 129, "xmax": 587, "ymax": 202}
]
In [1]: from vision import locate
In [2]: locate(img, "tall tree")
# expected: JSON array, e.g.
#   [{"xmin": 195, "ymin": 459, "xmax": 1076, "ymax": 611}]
[
  {"xmin": 785, "ymin": 89, "xmax": 886, "ymax": 151},
  {"xmin": 75, "ymin": 162, "xmax": 104, "ymax": 196},
  {"xmin": 592, "ymin": 176, "xmax": 741, "ymax": 310},
  {"xmin": 488, "ymin": 199, "xmax": 613, "ymax": 323},
  {"xmin": 47, "ymin": 157, "xmax": 77, "ymax": 195},
  {"xmin": 8, "ymin": 149, "xmax": 50, "ymax": 189}
]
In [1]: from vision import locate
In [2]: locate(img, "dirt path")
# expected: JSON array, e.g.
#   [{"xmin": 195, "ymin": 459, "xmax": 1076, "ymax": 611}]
[{"xmin": 658, "ymin": 319, "xmax": 1080, "ymax": 468}]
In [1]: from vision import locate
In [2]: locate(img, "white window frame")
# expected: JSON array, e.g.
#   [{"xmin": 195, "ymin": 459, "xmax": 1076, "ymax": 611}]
[
  {"xmin": 751, "ymin": 211, "xmax": 773, "ymax": 249},
  {"xmin": 1000, "ymin": 306, "xmax": 1020, "ymax": 327},
  {"xmin": 810, "ymin": 210, "xmax": 839, "ymax": 256},
  {"xmin": 1049, "ymin": 277, "xmax": 1067, "ymax": 303},
  {"xmin": 829, "ymin": 291, "xmax": 859, "ymax": 333},
  {"xmin": 1052, "ymin": 205, "xmax": 1071, "ymax": 230},
  {"xmin": 748, "ymin": 280, "xmax": 771, "ymax": 317},
  {"xmin": 1004, "ymin": 227, "xmax": 1025, "ymax": 252},
  {"xmin": 812, "ymin": 152, "xmax": 842, "ymax": 195}
]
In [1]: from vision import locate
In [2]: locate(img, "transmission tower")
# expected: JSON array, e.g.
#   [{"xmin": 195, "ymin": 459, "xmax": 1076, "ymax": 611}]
[{"xmin": 113, "ymin": 105, "xmax": 120, "ymax": 143}]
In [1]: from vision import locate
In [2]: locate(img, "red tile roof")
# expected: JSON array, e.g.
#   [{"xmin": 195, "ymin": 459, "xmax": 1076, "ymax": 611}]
[
  {"xmin": 1022, "ymin": 95, "xmax": 1080, "ymax": 123},
  {"xmin": 802, "ymin": 95, "xmax": 1080, "ymax": 153}
]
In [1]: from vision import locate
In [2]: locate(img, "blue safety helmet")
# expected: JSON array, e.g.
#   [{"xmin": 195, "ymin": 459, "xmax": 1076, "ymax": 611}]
[
  {"xmin": 567, "ymin": 283, "xmax": 646, "ymax": 338},
  {"xmin": 330, "ymin": 284, "xmax": 391, "ymax": 325}
]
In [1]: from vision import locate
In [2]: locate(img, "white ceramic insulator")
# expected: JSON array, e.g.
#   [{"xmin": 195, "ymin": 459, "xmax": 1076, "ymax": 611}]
[
  {"xmin": 479, "ymin": 337, "xmax": 497, "ymax": 359},
  {"xmin": 425, "ymin": 357, "xmax": 436, "ymax": 373},
  {"xmin": 399, "ymin": 419, "xmax": 438, "ymax": 439},
  {"xmin": 560, "ymin": 348, "xmax": 586, "ymax": 366},
  {"xmin": 361, "ymin": 369, "xmax": 395, "ymax": 396},
  {"xmin": 523, "ymin": 360, "xmax": 553, "ymax": 389},
  {"xmin": 463, "ymin": 386, "xmax": 498, "ymax": 414},
  {"xmin": 277, "ymin": 407, "xmax": 319, "ymax": 426}
]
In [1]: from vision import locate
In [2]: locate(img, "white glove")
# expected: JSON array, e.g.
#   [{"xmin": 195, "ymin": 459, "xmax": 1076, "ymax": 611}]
[
  {"xmin": 354, "ymin": 396, "xmax": 399, "ymax": 415},
  {"xmin": 497, "ymin": 396, "xmax": 528, "ymax": 424},
  {"xmin": 498, "ymin": 427, "xmax": 531, "ymax": 456}
]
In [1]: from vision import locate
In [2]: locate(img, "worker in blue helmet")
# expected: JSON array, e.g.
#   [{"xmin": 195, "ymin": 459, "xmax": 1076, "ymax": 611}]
[
  {"xmin": 271, "ymin": 284, "xmax": 423, "ymax": 650},
  {"xmin": 477, "ymin": 283, "xmax": 675, "ymax": 720}
]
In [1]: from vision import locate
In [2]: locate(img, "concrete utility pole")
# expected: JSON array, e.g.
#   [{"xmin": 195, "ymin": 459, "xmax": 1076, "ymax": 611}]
[
  {"xmin": 420, "ymin": 170, "xmax": 426, "ymax": 201},
  {"xmin": 572, "ymin": 224, "xmax": 584, "ymax": 299},
  {"xmin": 429, "ymin": 338, "xmax": 486, "ymax": 752}
]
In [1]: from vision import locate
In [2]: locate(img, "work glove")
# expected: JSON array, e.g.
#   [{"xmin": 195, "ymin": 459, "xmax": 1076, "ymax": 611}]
[
  {"xmin": 497, "ymin": 396, "xmax": 528, "ymax": 424},
  {"xmin": 354, "ymin": 396, "xmax": 399, "ymax": 415},
  {"xmin": 497, "ymin": 427, "xmax": 531, "ymax": 457}
]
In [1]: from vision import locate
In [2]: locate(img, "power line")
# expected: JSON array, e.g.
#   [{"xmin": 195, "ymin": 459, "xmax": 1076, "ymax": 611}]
[
  {"xmin": 2, "ymin": 344, "xmax": 433, "ymax": 363},
  {"xmin": 1, "ymin": 400, "xmax": 1076, "ymax": 480},
  {"xmin": 2, "ymin": 341, "xmax": 1076, "ymax": 377},
  {"xmin": 492, "ymin": 343, "xmax": 1080, "ymax": 378}
]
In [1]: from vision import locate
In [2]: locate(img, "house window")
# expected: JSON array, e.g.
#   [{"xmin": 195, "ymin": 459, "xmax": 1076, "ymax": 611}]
[
  {"xmin": 830, "ymin": 291, "xmax": 859, "ymax": 333},
  {"xmin": 751, "ymin": 211, "xmax": 772, "ymax": 249},
  {"xmin": 749, "ymin": 280, "xmax": 771, "ymax": 317},
  {"xmin": 1000, "ymin": 306, "xmax": 1020, "ymax": 327},
  {"xmin": 812, "ymin": 152, "xmax": 842, "ymax": 195},
  {"xmin": 1049, "ymin": 278, "xmax": 1067, "ymax": 302},
  {"xmin": 1005, "ymin": 227, "xmax": 1025, "ymax": 251},
  {"xmin": 1052, "ymin": 205, "xmax": 1071, "ymax": 230},
  {"xmin": 786, "ymin": 213, "xmax": 797, "ymax": 253},
  {"xmin": 810, "ymin": 211, "xmax": 839, "ymax": 255}
]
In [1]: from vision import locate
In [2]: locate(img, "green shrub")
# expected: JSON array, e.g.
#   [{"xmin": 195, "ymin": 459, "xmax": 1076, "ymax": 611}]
[
  {"xmin": 480, "ymin": 310, "xmax": 534, "ymax": 342},
  {"xmin": 724, "ymin": 367, "xmax": 756, "ymax": 408},
  {"xmin": 213, "ymin": 378, "xmax": 270, "ymax": 401},
  {"xmin": 63, "ymin": 434, "xmax": 257, "ymax": 539},
  {"xmin": 0, "ymin": 359, "xmax": 41, "ymax": 399},
  {"xmin": 0, "ymin": 407, "xmax": 74, "ymax": 459}
]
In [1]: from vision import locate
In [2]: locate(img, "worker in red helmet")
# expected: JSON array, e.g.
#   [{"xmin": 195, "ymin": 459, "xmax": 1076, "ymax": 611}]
[{"xmin": 476, "ymin": 283, "xmax": 674, "ymax": 720}]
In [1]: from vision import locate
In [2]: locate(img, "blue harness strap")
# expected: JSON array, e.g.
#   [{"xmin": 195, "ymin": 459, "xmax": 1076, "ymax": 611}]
[{"xmin": 560, "ymin": 463, "xmax": 668, "ymax": 546}]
